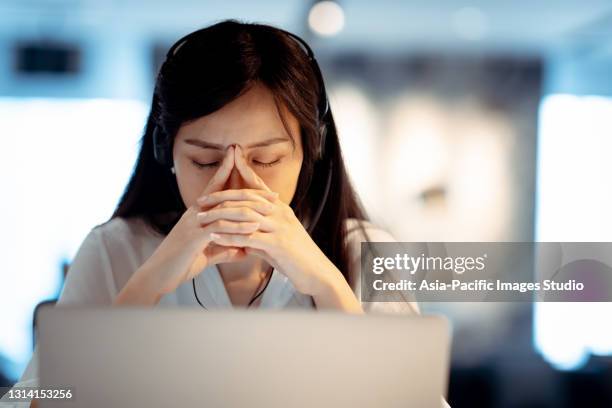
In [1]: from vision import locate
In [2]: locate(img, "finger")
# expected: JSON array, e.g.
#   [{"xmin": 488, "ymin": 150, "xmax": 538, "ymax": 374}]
[
  {"xmin": 234, "ymin": 145, "xmax": 272, "ymax": 192},
  {"xmin": 198, "ymin": 189, "xmax": 278, "ymax": 208},
  {"xmin": 210, "ymin": 200, "xmax": 275, "ymax": 216},
  {"xmin": 201, "ymin": 219, "xmax": 260, "ymax": 237},
  {"xmin": 197, "ymin": 206, "xmax": 266, "ymax": 225},
  {"xmin": 200, "ymin": 146, "xmax": 235, "ymax": 195},
  {"xmin": 205, "ymin": 245, "xmax": 247, "ymax": 265},
  {"xmin": 209, "ymin": 230, "xmax": 270, "ymax": 251}
]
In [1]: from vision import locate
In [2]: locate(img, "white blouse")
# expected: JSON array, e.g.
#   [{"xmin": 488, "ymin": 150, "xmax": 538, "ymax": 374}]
[{"xmin": 0, "ymin": 216, "xmax": 434, "ymax": 407}]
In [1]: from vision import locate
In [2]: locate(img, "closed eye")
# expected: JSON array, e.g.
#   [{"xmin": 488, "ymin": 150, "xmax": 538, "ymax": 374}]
[
  {"xmin": 253, "ymin": 158, "xmax": 282, "ymax": 168},
  {"xmin": 191, "ymin": 158, "xmax": 282, "ymax": 170},
  {"xmin": 191, "ymin": 160, "xmax": 219, "ymax": 169}
]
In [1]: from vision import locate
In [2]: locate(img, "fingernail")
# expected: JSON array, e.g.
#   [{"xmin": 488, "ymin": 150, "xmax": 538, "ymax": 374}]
[
  {"xmin": 210, "ymin": 233, "xmax": 221, "ymax": 240},
  {"xmin": 199, "ymin": 211, "xmax": 207, "ymax": 218},
  {"xmin": 197, "ymin": 196, "xmax": 208, "ymax": 204}
]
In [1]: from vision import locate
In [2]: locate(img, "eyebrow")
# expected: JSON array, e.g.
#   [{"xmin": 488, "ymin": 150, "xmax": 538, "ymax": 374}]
[{"xmin": 184, "ymin": 137, "xmax": 290, "ymax": 150}]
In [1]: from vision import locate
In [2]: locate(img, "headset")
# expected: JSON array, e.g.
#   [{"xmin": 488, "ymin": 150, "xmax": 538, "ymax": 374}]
[{"xmin": 151, "ymin": 26, "xmax": 333, "ymax": 308}]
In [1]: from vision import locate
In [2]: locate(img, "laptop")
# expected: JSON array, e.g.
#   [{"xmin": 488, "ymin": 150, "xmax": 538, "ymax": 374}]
[{"xmin": 37, "ymin": 306, "xmax": 450, "ymax": 408}]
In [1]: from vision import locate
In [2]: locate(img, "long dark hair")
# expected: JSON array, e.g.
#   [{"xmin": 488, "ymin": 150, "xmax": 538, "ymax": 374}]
[{"xmin": 112, "ymin": 19, "xmax": 370, "ymax": 286}]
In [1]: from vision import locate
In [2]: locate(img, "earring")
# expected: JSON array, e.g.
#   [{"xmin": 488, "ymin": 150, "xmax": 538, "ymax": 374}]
[{"xmin": 170, "ymin": 166, "xmax": 176, "ymax": 174}]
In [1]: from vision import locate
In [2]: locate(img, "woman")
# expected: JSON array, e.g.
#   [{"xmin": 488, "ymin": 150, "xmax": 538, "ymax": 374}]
[
  {"xmin": 1, "ymin": 19, "xmax": 429, "ymax": 407},
  {"xmin": 104, "ymin": 18, "xmax": 417, "ymax": 313}
]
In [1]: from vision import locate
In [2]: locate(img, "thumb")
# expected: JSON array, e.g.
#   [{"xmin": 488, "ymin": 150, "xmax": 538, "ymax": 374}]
[
  {"xmin": 205, "ymin": 244, "xmax": 247, "ymax": 265},
  {"xmin": 244, "ymin": 247, "xmax": 277, "ymax": 269}
]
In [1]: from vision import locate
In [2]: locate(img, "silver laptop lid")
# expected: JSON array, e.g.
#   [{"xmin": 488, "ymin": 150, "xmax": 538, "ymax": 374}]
[{"xmin": 38, "ymin": 307, "xmax": 450, "ymax": 408}]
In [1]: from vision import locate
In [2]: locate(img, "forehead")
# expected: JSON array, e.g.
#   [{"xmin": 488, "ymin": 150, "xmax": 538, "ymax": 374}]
[{"xmin": 176, "ymin": 82, "xmax": 300, "ymax": 145}]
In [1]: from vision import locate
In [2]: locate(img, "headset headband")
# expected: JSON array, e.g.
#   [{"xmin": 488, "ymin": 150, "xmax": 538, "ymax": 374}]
[{"xmin": 163, "ymin": 25, "xmax": 330, "ymax": 121}]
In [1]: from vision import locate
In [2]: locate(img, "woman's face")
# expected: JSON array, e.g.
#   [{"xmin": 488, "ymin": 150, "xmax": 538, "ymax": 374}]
[{"xmin": 172, "ymin": 82, "xmax": 304, "ymax": 207}]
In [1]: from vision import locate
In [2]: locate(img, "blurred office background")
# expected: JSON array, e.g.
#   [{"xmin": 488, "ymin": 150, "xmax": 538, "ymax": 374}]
[{"xmin": 1, "ymin": 1, "xmax": 611, "ymax": 406}]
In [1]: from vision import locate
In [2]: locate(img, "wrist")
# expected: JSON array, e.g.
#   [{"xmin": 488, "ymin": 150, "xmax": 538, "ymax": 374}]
[
  {"xmin": 308, "ymin": 256, "xmax": 364, "ymax": 314},
  {"xmin": 113, "ymin": 265, "xmax": 163, "ymax": 306},
  {"xmin": 309, "ymin": 257, "xmax": 343, "ymax": 298}
]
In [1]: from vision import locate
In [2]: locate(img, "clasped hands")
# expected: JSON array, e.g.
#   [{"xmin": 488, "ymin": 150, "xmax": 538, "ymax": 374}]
[{"xmin": 194, "ymin": 145, "xmax": 332, "ymax": 297}]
